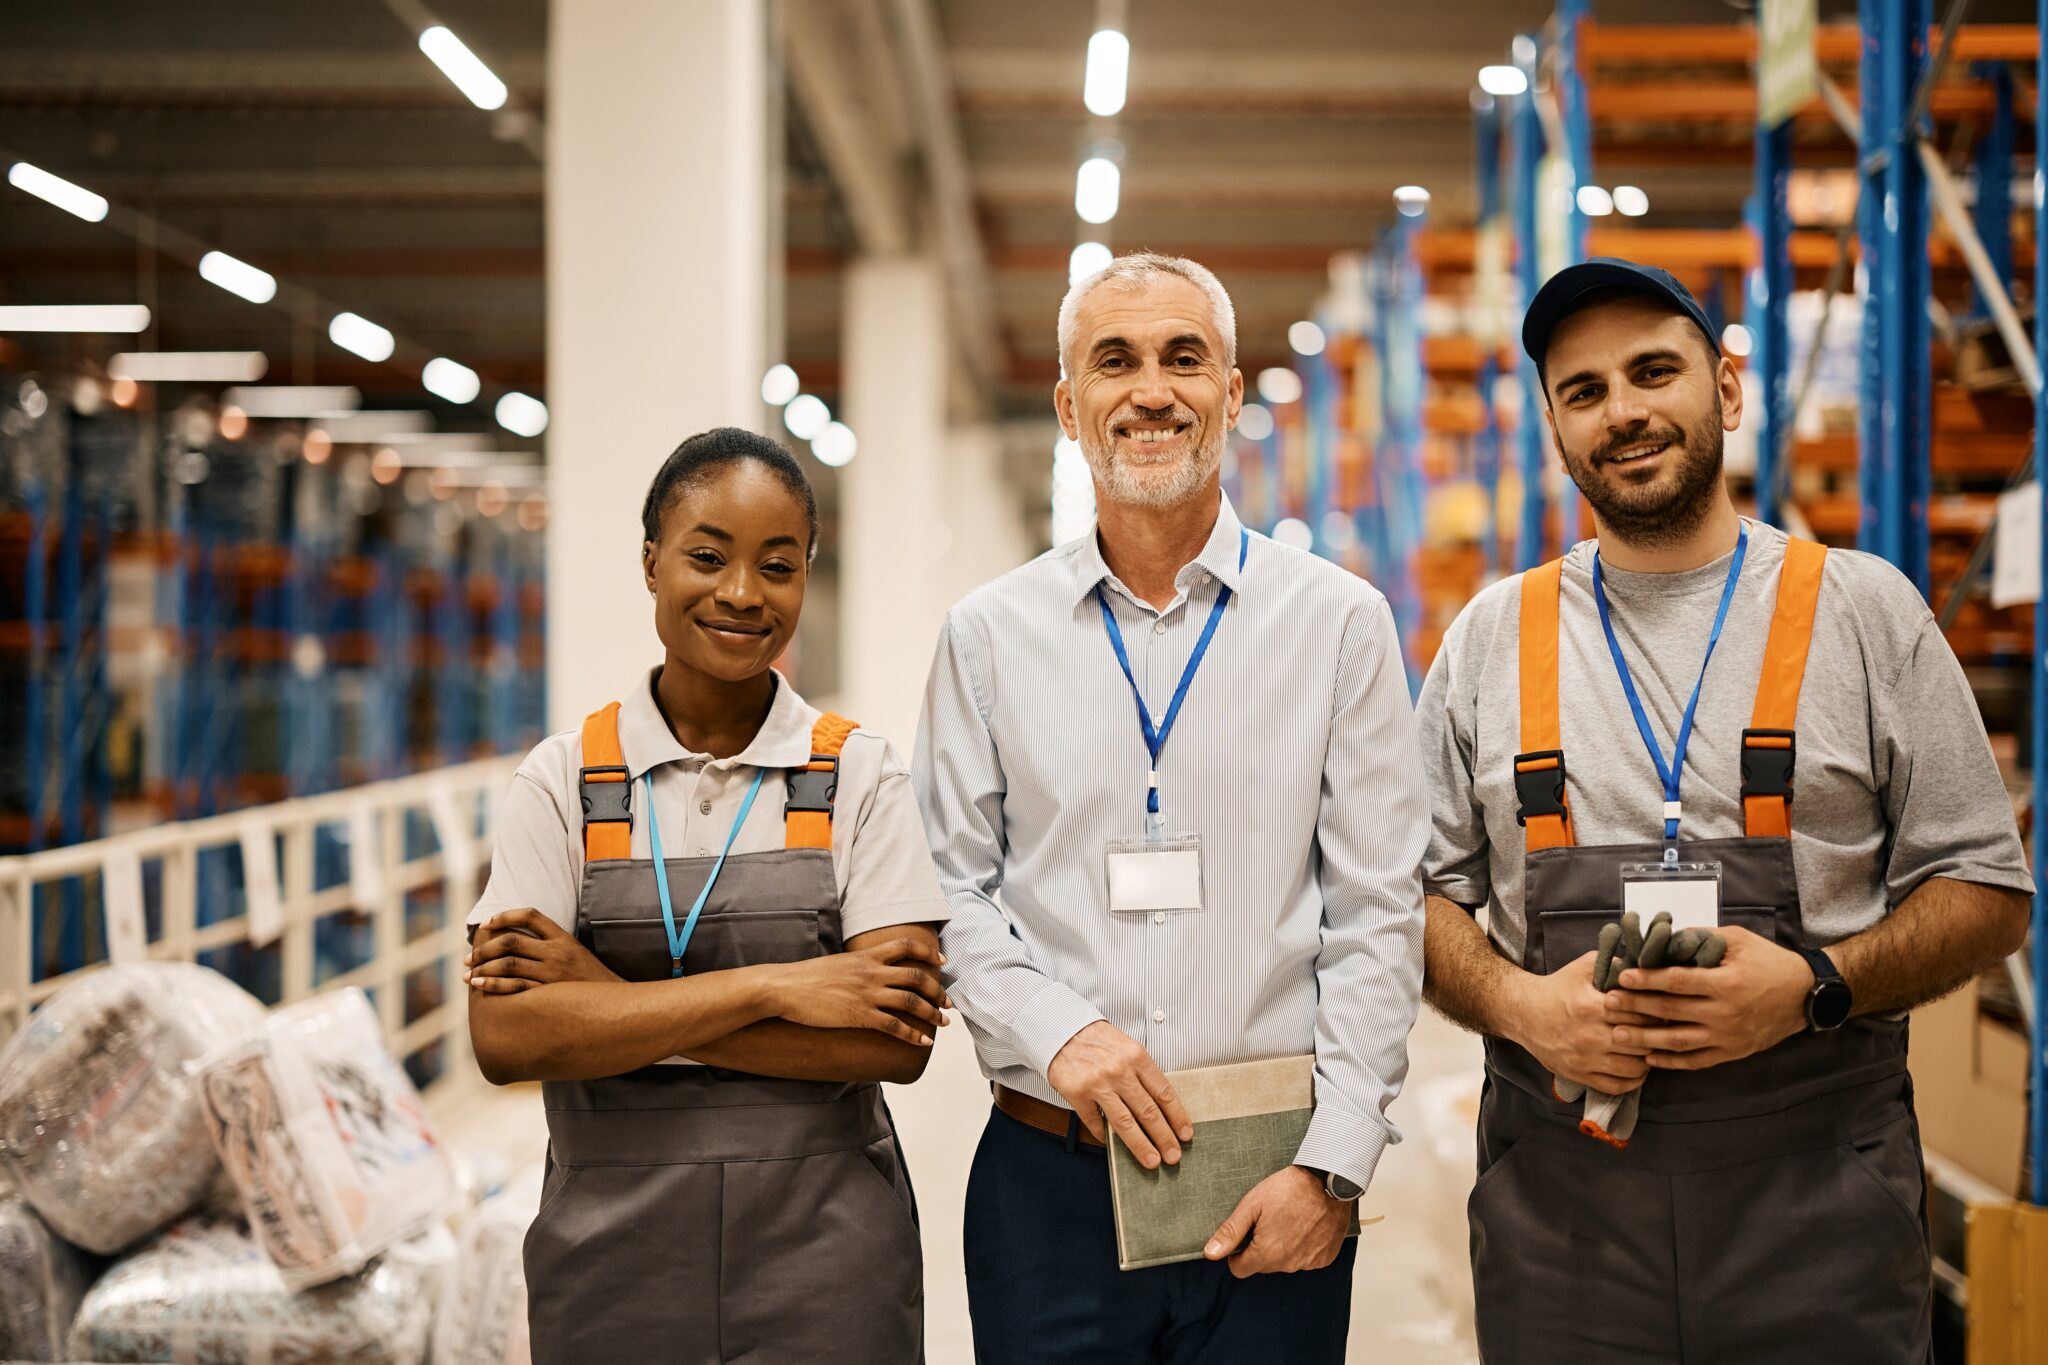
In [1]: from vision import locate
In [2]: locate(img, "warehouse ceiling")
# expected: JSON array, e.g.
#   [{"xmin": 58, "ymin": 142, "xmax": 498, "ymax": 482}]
[{"xmin": 1, "ymin": 0, "xmax": 2039, "ymax": 450}]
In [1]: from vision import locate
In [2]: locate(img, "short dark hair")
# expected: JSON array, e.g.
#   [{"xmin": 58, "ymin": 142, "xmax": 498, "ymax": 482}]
[{"xmin": 640, "ymin": 427, "xmax": 819, "ymax": 553}]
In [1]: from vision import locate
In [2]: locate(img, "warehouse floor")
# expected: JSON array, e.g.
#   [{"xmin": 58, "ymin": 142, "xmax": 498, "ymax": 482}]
[{"xmin": 432, "ymin": 1010, "xmax": 1487, "ymax": 1363}]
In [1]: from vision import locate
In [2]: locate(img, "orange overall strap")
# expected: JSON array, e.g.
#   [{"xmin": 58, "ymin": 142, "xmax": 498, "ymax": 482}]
[
  {"xmin": 785, "ymin": 713, "xmax": 857, "ymax": 849},
  {"xmin": 1741, "ymin": 538, "xmax": 1826, "ymax": 838},
  {"xmin": 1516, "ymin": 559, "xmax": 1576, "ymax": 850},
  {"xmin": 579, "ymin": 702, "xmax": 632, "ymax": 861}
]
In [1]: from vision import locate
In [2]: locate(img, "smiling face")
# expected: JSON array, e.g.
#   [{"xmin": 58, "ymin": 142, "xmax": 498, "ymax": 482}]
[
  {"xmin": 1055, "ymin": 273, "xmax": 1243, "ymax": 510},
  {"xmin": 1541, "ymin": 292, "xmax": 1742, "ymax": 548},
  {"xmin": 641, "ymin": 460, "xmax": 808, "ymax": 684}
]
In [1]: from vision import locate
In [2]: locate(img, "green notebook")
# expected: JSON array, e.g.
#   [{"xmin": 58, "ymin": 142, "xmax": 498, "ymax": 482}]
[{"xmin": 1106, "ymin": 1054, "xmax": 1372, "ymax": 1271}]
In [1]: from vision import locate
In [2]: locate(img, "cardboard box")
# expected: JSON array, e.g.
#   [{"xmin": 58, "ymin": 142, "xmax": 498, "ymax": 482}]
[{"xmin": 1910, "ymin": 975, "xmax": 2030, "ymax": 1198}]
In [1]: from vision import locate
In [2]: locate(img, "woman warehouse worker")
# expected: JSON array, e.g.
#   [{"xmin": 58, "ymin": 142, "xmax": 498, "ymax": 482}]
[{"xmin": 461, "ymin": 427, "xmax": 953, "ymax": 1363}]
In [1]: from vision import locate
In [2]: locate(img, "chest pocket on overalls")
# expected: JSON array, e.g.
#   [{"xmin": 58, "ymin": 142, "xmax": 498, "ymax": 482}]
[{"xmin": 571, "ymin": 704, "xmax": 857, "ymax": 984}]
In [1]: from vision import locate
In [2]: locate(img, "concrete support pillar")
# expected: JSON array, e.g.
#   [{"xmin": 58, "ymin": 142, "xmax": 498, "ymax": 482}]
[
  {"xmin": 545, "ymin": 0, "xmax": 770, "ymax": 727},
  {"xmin": 839, "ymin": 257, "xmax": 950, "ymax": 744}
]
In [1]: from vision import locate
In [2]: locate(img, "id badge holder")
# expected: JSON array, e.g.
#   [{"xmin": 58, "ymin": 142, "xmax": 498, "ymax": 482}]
[
  {"xmin": 1619, "ymin": 859, "xmax": 1723, "ymax": 931},
  {"xmin": 1106, "ymin": 833, "xmax": 1204, "ymax": 915}
]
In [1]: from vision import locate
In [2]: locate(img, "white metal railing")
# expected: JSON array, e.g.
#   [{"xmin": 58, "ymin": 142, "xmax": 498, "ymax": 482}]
[{"xmin": 0, "ymin": 756, "xmax": 519, "ymax": 1094}]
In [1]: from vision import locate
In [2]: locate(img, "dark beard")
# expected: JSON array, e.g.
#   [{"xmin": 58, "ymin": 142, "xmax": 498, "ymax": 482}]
[{"xmin": 1557, "ymin": 406, "xmax": 1726, "ymax": 550}]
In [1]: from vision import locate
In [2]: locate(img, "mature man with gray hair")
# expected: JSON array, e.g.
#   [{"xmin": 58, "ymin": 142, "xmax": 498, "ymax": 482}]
[{"xmin": 913, "ymin": 252, "xmax": 1429, "ymax": 1361}]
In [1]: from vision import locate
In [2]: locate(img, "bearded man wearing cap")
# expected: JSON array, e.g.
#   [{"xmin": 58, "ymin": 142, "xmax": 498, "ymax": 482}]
[{"xmin": 1416, "ymin": 257, "xmax": 2032, "ymax": 1362}]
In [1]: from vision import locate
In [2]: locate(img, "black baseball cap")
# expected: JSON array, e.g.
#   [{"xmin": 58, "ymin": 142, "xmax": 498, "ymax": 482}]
[{"xmin": 1520, "ymin": 257, "xmax": 1720, "ymax": 376}]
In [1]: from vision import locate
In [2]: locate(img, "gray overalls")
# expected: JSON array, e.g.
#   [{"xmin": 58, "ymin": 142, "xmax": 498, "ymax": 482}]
[
  {"xmin": 522, "ymin": 704, "xmax": 924, "ymax": 1364},
  {"xmin": 1471, "ymin": 546, "xmax": 1932, "ymax": 1364}
]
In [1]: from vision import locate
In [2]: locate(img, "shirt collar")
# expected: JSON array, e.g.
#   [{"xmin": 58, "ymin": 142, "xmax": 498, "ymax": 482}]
[
  {"xmin": 613, "ymin": 667, "xmax": 818, "ymax": 780},
  {"xmin": 1069, "ymin": 491, "xmax": 1249, "ymax": 608}
]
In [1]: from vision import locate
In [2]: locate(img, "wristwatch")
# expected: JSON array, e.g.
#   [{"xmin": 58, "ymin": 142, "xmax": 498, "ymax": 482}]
[
  {"xmin": 1799, "ymin": 947, "xmax": 1852, "ymax": 1032},
  {"xmin": 1301, "ymin": 1166, "xmax": 1362, "ymax": 1203}
]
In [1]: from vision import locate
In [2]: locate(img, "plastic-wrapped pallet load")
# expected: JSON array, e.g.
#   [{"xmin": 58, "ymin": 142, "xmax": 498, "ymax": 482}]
[
  {"xmin": 0, "ymin": 963, "xmax": 266, "ymax": 1254},
  {"xmin": 199, "ymin": 987, "xmax": 454, "ymax": 1290},
  {"xmin": 66, "ymin": 1217, "xmax": 434, "ymax": 1365},
  {"xmin": 431, "ymin": 1166, "xmax": 543, "ymax": 1365},
  {"xmin": 0, "ymin": 1196, "xmax": 98, "ymax": 1360}
]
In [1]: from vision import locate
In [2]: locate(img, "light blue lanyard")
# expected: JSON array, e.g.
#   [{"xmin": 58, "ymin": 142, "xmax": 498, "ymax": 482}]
[
  {"xmin": 646, "ymin": 766, "xmax": 766, "ymax": 978},
  {"xmin": 1590, "ymin": 524, "xmax": 1748, "ymax": 857},
  {"xmin": 1097, "ymin": 529, "xmax": 1249, "ymax": 831}
]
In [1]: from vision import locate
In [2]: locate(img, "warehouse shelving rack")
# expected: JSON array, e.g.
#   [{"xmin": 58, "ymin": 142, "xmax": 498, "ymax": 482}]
[{"xmin": 0, "ymin": 391, "xmax": 550, "ymax": 992}]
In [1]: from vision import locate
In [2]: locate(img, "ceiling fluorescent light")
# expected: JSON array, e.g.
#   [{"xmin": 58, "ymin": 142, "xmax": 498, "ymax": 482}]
[
  {"xmin": 1075, "ymin": 158, "xmax": 1121, "ymax": 225},
  {"xmin": 109, "ymin": 351, "xmax": 269, "ymax": 383},
  {"xmin": 422, "ymin": 357, "xmax": 481, "ymax": 404},
  {"xmin": 329, "ymin": 312, "xmax": 396, "ymax": 363},
  {"xmin": 7, "ymin": 162, "xmax": 109, "ymax": 223},
  {"xmin": 1069, "ymin": 241, "xmax": 1113, "ymax": 285},
  {"xmin": 495, "ymin": 391, "xmax": 549, "ymax": 437},
  {"xmin": 197, "ymin": 251, "xmax": 278, "ymax": 305},
  {"xmin": 1084, "ymin": 30, "xmax": 1130, "ymax": 117},
  {"xmin": 221, "ymin": 385, "xmax": 361, "ymax": 417},
  {"xmin": 306, "ymin": 410, "xmax": 432, "ymax": 442},
  {"xmin": 1477, "ymin": 65, "xmax": 1528, "ymax": 97},
  {"xmin": 0, "ymin": 304, "xmax": 150, "ymax": 332},
  {"xmin": 418, "ymin": 26, "xmax": 509, "ymax": 111}
]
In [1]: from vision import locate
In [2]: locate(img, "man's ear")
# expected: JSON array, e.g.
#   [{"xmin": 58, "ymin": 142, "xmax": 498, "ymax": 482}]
[
  {"xmin": 642, "ymin": 540, "xmax": 659, "ymax": 594},
  {"xmin": 1717, "ymin": 356, "xmax": 1744, "ymax": 433},
  {"xmin": 1054, "ymin": 377, "xmax": 1078, "ymax": 440}
]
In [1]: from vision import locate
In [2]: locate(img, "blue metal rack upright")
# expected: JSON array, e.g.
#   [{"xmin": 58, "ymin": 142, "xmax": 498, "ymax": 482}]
[
  {"xmin": 1508, "ymin": 32, "xmax": 1548, "ymax": 570},
  {"xmin": 1750, "ymin": 116, "xmax": 1794, "ymax": 530},
  {"xmin": 1474, "ymin": 91, "xmax": 1506, "ymax": 570},
  {"xmin": 2031, "ymin": 0, "xmax": 2046, "ymax": 1212},
  {"xmin": 1857, "ymin": 0, "xmax": 1933, "ymax": 596}
]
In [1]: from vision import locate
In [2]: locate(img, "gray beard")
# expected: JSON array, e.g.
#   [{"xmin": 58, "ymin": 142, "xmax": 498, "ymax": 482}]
[{"xmin": 1081, "ymin": 422, "xmax": 1226, "ymax": 509}]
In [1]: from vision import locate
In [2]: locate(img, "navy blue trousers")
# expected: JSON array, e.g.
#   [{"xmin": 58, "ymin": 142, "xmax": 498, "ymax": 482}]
[{"xmin": 963, "ymin": 1106, "xmax": 1356, "ymax": 1365}]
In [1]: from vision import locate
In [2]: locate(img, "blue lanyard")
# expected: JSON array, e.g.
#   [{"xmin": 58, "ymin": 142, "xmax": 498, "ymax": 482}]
[
  {"xmin": 1097, "ymin": 528, "xmax": 1248, "ymax": 828},
  {"xmin": 645, "ymin": 766, "xmax": 766, "ymax": 978},
  {"xmin": 1591, "ymin": 524, "xmax": 1748, "ymax": 854}
]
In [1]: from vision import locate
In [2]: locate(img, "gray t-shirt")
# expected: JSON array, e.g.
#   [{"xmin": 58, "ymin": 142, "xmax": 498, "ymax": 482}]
[{"xmin": 1419, "ymin": 520, "xmax": 2032, "ymax": 962}]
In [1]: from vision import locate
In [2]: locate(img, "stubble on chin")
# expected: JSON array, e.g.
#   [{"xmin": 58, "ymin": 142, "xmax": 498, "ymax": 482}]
[
  {"xmin": 1562, "ymin": 408, "xmax": 1727, "ymax": 549},
  {"xmin": 1082, "ymin": 424, "xmax": 1226, "ymax": 509}
]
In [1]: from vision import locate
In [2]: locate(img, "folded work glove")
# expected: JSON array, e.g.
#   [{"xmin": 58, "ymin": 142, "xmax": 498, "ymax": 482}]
[{"xmin": 1549, "ymin": 911, "xmax": 1726, "ymax": 1150}]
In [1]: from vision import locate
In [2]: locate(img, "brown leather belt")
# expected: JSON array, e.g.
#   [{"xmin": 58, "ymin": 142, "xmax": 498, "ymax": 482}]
[{"xmin": 993, "ymin": 1084, "xmax": 1104, "ymax": 1148}]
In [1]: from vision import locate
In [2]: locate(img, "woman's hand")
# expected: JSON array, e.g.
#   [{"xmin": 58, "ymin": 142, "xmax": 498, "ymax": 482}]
[
  {"xmin": 765, "ymin": 938, "xmax": 952, "ymax": 1045},
  {"xmin": 465, "ymin": 909, "xmax": 623, "ymax": 993}
]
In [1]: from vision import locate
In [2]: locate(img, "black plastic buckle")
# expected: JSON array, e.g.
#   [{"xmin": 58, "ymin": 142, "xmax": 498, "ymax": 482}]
[
  {"xmin": 1512, "ymin": 750, "xmax": 1568, "ymax": 827},
  {"xmin": 784, "ymin": 756, "xmax": 839, "ymax": 817},
  {"xmin": 578, "ymin": 765, "xmax": 632, "ymax": 825},
  {"xmin": 1740, "ymin": 729, "xmax": 1797, "ymax": 801}
]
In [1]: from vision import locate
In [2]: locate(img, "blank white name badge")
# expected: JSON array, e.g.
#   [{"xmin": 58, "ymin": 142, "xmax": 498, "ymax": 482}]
[
  {"xmin": 1106, "ymin": 834, "xmax": 1205, "ymax": 915},
  {"xmin": 1620, "ymin": 861, "xmax": 1722, "ymax": 932}
]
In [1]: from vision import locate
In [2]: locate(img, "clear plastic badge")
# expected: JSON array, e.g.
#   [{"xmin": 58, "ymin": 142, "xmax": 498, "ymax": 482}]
[
  {"xmin": 1105, "ymin": 834, "xmax": 1204, "ymax": 914},
  {"xmin": 1619, "ymin": 861, "xmax": 1722, "ymax": 932}
]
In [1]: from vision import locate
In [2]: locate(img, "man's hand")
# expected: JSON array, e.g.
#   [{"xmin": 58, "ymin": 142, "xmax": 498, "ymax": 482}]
[
  {"xmin": 465, "ymin": 910, "xmax": 621, "ymax": 993},
  {"xmin": 1605, "ymin": 924, "xmax": 1810, "ymax": 1069},
  {"xmin": 1045, "ymin": 1021, "xmax": 1193, "ymax": 1168},
  {"xmin": 1507, "ymin": 950, "xmax": 1663, "ymax": 1094},
  {"xmin": 1203, "ymin": 1165, "xmax": 1350, "ymax": 1278}
]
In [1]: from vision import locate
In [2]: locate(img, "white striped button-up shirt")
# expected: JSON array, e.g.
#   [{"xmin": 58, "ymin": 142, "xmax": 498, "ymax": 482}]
[{"xmin": 912, "ymin": 494, "xmax": 1427, "ymax": 1192}]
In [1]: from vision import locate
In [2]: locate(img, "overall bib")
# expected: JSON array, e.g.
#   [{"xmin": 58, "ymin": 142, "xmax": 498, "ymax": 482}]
[
  {"xmin": 1471, "ymin": 543, "xmax": 1933, "ymax": 1365},
  {"xmin": 523, "ymin": 705, "xmax": 925, "ymax": 1365}
]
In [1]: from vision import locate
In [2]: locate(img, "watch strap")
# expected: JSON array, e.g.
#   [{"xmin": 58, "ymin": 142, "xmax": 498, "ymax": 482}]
[
  {"xmin": 1798, "ymin": 946, "xmax": 1842, "ymax": 983},
  {"xmin": 1798, "ymin": 947, "xmax": 1851, "ymax": 1031}
]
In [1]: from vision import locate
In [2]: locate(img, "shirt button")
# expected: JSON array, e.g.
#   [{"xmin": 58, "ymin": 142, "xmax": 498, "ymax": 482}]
[
  {"xmin": 1152, "ymin": 1008, "xmax": 1166, "ymax": 1024},
  {"xmin": 699, "ymin": 799, "xmax": 713, "ymax": 815},
  {"xmin": 1153, "ymin": 621, "xmax": 1166, "ymax": 636},
  {"xmin": 1153, "ymin": 912, "xmax": 1166, "ymax": 925},
  {"xmin": 1201, "ymin": 572, "xmax": 1212, "ymax": 584}
]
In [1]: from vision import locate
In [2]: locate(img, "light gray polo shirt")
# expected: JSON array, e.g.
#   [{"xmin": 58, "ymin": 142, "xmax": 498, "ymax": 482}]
[
  {"xmin": 471, "ymin": 668, "xmax": 951, "ymax": 943},
  {"xmin": 1420, "ymin": 520, "xmax": 2032, "ymax": 963}
]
